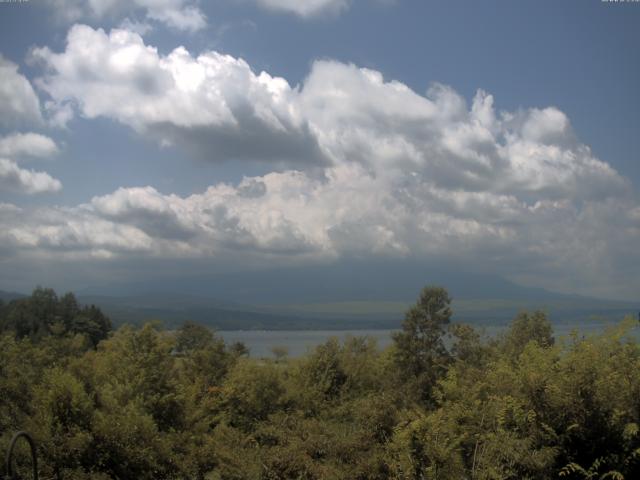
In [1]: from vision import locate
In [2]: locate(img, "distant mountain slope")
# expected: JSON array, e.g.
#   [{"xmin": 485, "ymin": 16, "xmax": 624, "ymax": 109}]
[
  {"xmin": 76, "ymin": 292, "xmax": 639, "ymax": 331},
  {"xmin": 260, "ymin": 297, "xmax": 639, "ymax": 321},
  {"xmin": 80, "ymin": 260, "xmax": 591, "ymax": 304},
  {"xmin": 77, "ymin": 293, "xmax": 399, "ymax": 330},
  {"xmin": 2, "ymin": 286, "xmax": 635, "ymax": 330},
  {"xmin": 0, "ymin": 290, "xmax": 26, "ymax": 302},
  {"xmin": 75, "ymin": 261, "xmax": 639, "ymax": 329},
  {"xmin": 7, "ymin": 261, "xmax": 638, "ymax": 330}
]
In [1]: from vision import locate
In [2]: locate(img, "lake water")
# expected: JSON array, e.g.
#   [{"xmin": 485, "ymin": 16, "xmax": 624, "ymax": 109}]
[{"xmin": 219, "ymin": 321, "xmax": 627, "ymax": 358}]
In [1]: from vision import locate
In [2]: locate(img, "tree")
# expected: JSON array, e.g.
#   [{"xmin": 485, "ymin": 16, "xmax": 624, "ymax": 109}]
[
  {"xmin": 501, "ymin": 310, "xmax": 554, "ymax": 359},
  {"xmin": 0, "ymin": 289, "xmax": 111, "ymax": 346},
  {"xmin": 30, "ymin": 368, "xmax": 94, "ymax": 479},
  {"xmin": 393, "ymin": 286, "xmax": 452, "ymax": 404},
  {"xmin": 271, "ymin": 345, "xmax": 289, "ymax": 363},
  {"xmin": 449, "ymin": 323, "xmax": 490, "ymax": 367},
  {"xmin": 220, "ymin": 359, "xmax": 285, "ymax": 431},
  {"xmin": 2, "ymin": 287, "xmax": 59, "ymax": 340},
  {"xmin": 227, "ymin": 341, "xmax": 250, "ymax": 358},
  {"xmin": 0, "ymin": 298, "xmax": 5, "ymax": 331},
  {"xmin": 302, "ymin": 337, "xmax": 347, "ymax": 400},
  {"xmin": 176, "ymin": 321, "xmax": 231, "ymax": 389},
  {"xmin": 69, "ymin": 305, "xmax": 111, "ymax": 347},
  {"xmin": 58, "ymin": 292, "xmax": 80, "ymax": 329},
  {"xmin": 175, "ymin": 321, "xmax": 215, "ymax": 353}
]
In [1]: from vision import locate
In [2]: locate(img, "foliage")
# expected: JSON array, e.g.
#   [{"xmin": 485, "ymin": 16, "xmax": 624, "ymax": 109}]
[
  {"xmin": 0, "ymin": 287, "xmax": 111, "ymax": 346},
  {"xmin": 392, "ymin": 286, "xmax": 452, "ymax": 404},
  {"xmin": 1, "ymin": 286, "xmax": 639, "ymax": 479}
]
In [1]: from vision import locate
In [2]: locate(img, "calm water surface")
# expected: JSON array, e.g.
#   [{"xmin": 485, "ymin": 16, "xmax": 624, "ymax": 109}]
[{"xmin": 219, "ymin": 321, "xmax": 625, "ymax": 358}]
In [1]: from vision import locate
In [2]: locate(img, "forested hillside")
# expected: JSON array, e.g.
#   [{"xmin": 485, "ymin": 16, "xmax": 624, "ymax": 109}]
[{"xmin": 1, "ymin": 287, "xmax": 639, "ymax": 479}]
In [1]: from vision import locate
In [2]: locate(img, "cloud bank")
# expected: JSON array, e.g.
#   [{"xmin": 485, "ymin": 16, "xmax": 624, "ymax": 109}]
[{"xmin": 3, "ymin": 25, "xmax": 638, "ymax": 299}]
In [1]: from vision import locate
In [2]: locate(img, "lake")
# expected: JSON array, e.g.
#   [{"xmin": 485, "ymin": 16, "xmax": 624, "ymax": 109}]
[{"xmin": 218, "ymin": 320, "xmax": 629, "ymax": 358}]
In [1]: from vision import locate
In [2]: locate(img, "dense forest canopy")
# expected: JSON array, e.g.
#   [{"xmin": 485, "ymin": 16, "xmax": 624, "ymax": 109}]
[
  {"xmin": 0, "ymin": 287, "xmax": 111, "ymax": 347},
  {"xmin": 1, "ymin": 286, "xmax": 639, "ymax": 479}
]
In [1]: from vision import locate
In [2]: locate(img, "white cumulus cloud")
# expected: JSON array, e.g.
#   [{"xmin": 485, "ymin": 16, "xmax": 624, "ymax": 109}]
[
  {"xmin": 0, "ymin": 133, "xmax": 59, "ymax": 159},
  {"xmin": 2, "ymin": 154, "xmax": 638, "ymax": 298},
  {"xmin": 251, "ymin": 0, "xmax": 352, "ymax": 17},
  {"xmin": 7, "ymin": 24, "xmax": 639, "ymax": 299},
  {"xmin": 48, "ymin": 0, "xmax": 206, "ymax": 32},
  {"xmin": 0, "ymin": 56, "xmax": 42, "ymax": 127},
  {"xmin": 0, "ymin": 158, "xmax": 62, "ymax": 194},
  {"xmin": 32, "ymin": 25, "xmax": 324, "ymax": 166}
]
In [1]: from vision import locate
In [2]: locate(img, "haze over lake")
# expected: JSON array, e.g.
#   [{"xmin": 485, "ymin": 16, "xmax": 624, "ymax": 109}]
[{"xmin": 219, "ymin": 320, "xmax": 632, "ymax": 358}]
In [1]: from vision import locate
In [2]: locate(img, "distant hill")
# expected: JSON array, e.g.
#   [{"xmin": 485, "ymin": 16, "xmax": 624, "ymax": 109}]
[
  {"xmin": 77, "ymin": 270, "xmax": 638, "ymax": 331},
  {"xmin": 5, "ymin": 261, "xmax": 637, "ymax": 330},
  {"xmin": 0, "ymin": 290, "xmax": 26, "ymax": 302},
  {"xmin": 79, "ymin": 260, "xmax": 591, "ymax": 304},
  {"xmin": 77, "ymin": 293, "xmax": 398, "ymax": 330},
  {"xmin": 74, "ymin": 292, "xmax": 638, "ymax": 331}
]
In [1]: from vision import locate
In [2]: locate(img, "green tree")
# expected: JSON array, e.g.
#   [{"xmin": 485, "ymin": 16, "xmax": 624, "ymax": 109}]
[
  {"xmin": 220, "ymin": 359, "xmax": 285, "ymax": 431},
  {"xmin": 449, "ymin": 323, "xmax": 491, "ymax": 367},
  {"xmin": 29, "ymin": 368, "xmax": 94, "ymax": 480},
  {"xmin": 58, "ymin": 292, "xmax": 80, "ymax": 329},
  {"xmin": 501, "ymin": 310, "xmax": 554, "ymax": 359},
  {"xmin": 2, "ymin": 287, "xmax": 59, "ymax": 340},
  {"xmin": 302, "ymin": 337, "xmax": 347, "ymax": 401},
  {"xmin": 175, "ymin": 320, "xmax": 215, "ymax": 353},
  {"xmin": 393, "ymin": 286, "xmax": 452, "ymax": 403},
  {"xmin": 0, "ymin": 288, "xmax": 111, "ymax": 346},
  {"xmin": 271, "ymin": 345, "xmax": 289, "ymax": 363},
  {"xmin": 69, "ymin": 305, "xmax": 111, "ymax": 347}
]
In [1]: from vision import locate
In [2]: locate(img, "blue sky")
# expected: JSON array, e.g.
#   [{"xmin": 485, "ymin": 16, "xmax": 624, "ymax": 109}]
[{"xmin": 0, "ymin": 0, "xmax": 639, "ymax": 300}]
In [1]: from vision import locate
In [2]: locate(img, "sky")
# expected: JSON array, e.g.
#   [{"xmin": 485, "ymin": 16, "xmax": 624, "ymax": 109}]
[{"xmin": 0, "ymin": 0, "xmax": 639, "ymax": 301}]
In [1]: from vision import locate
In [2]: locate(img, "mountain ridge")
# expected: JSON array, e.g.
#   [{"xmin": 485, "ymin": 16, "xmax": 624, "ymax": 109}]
[{"xmin": 3, "ymin": 262, "xmax": 637, "ymax": 330}]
